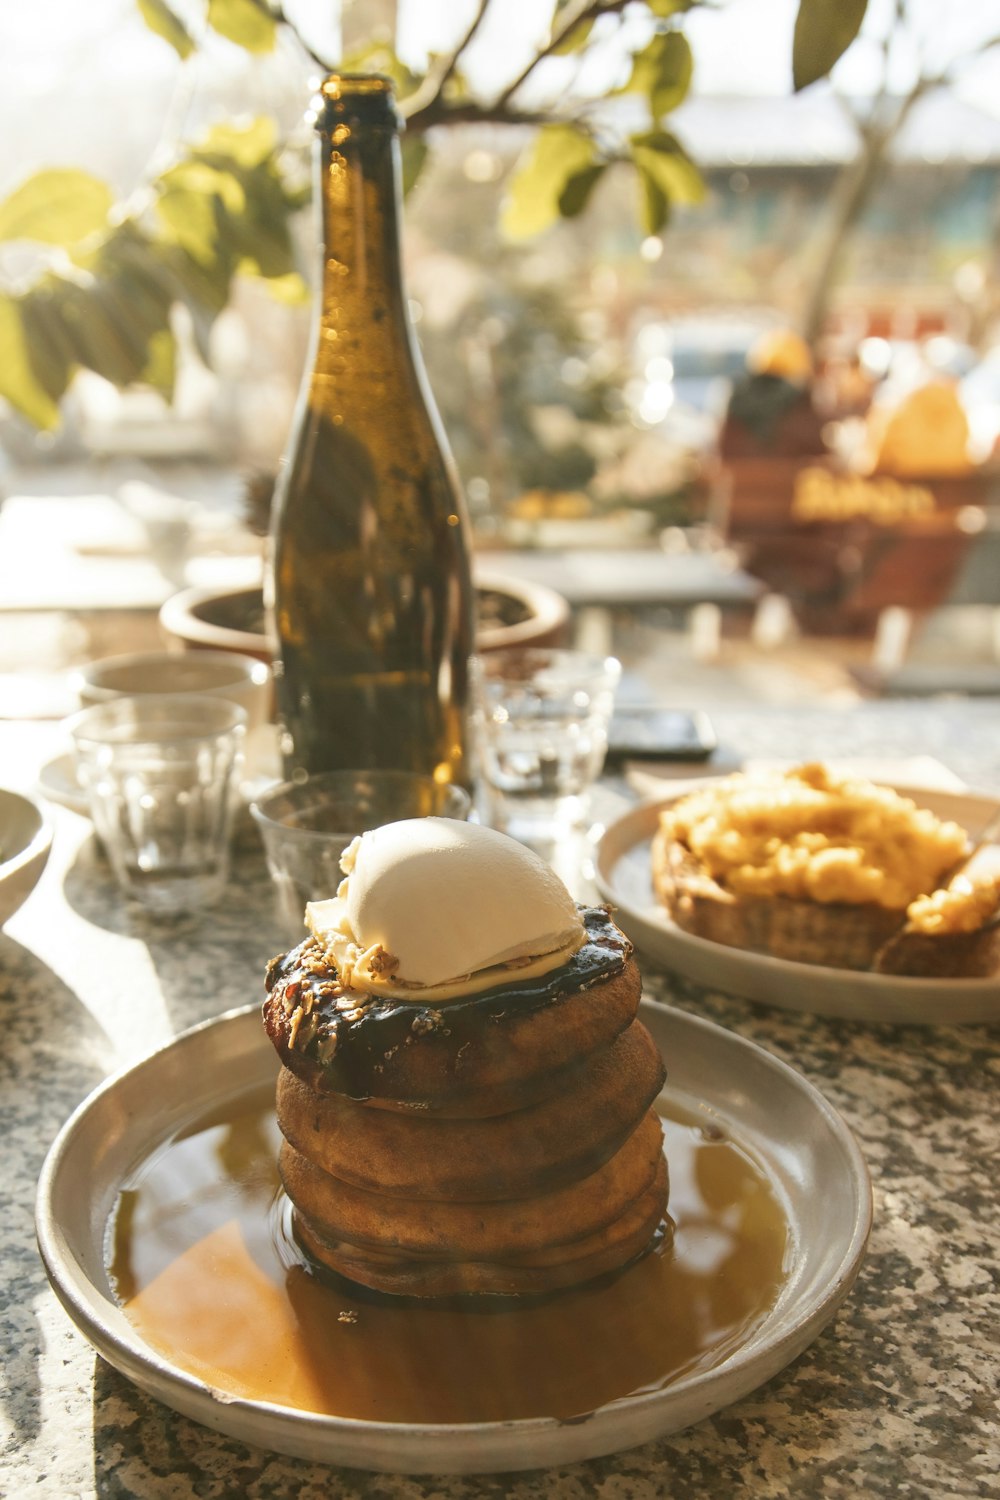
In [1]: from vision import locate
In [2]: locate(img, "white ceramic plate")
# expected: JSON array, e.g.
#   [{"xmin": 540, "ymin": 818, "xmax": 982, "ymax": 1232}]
[
  {"xmin": 596, "ymin": 786, "xmax": 1000, "ymax": 1025},
  {"xmin": 36, "ymin": 1002, "xmax": 870, "ymax": 1474}
]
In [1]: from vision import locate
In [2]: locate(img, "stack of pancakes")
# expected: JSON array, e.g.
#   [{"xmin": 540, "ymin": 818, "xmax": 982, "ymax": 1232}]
[{"xmin": 263, "ymin": 908, "xmax": 668, "ymax": 1297}]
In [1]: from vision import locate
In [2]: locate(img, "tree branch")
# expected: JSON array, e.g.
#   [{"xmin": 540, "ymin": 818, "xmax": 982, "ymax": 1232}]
[
  {"xmin": 493, "ymin": 0, "xmax": 628, "ymax": 111},
  {"xmin": 405, "ymin": 98, "xmax": 572, "ymax": 135},
  {"xmin": 268, "ymin": 0, "xmax": 335, "ymax": 74},
  {"xmin": 401, "ymin": 0, "xmax": 492, "ymax": 121}
]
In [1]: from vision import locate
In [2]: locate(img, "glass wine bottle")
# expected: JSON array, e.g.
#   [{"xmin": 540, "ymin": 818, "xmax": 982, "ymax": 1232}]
[{"xmin": 269, "ymin": 74, "xmax": 474, "ymax": 785}]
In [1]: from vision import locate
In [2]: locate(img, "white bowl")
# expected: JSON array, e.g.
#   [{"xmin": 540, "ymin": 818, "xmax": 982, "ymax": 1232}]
[
  {"xmin": 0, "ymin": 788, "xmax": 52, "ymax": 927},
  {"xmin": 73, "ymin": 650, "xmax": 271, "ymax": 730}
]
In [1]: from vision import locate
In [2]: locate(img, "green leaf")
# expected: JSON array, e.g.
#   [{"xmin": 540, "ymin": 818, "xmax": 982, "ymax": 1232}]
[
  {"xmin": 501, "ymin": 125, "xmax": 597, "ymax": 240},
  {"xmin": 155, "ymin": 161, "xmax": 251, "ymax": 265},
  {"xmin": 620, "ymin": 31, "xmax": 693, "ymax": 118},
  {"xmin": 0, "ymin": 169, "xmax": 114, "ymax": 248},
  {"xmin": 558, "ymin": 163, "xmax": 606, "ymax": 218},
  {"xmin": 636, "ymin": 167, "xmax": 671, "ymax": 236},
  {"xmin": 55, "ymin": 276, "xmax": 156, "ymax": 387},
  {"xmin": 195, "ymin": 116, "xmax": 277, "ymax": 169},
  {"xmin": 158, "ymin": 239, "xmax": 236, "ymax": 323},
  {"xmin": 551, "ymin": 15, "xmax": 595, "ymax": 55},
  {"xmin": 0, "ymin": 295, "xmax": 63, "ymax": 427},
  {"xmin": 207, "ymin": 0, "xmax": 276, "ymax": 54},
  {"xmin": 97, "ymin": 232, "xmax": 176, "ymax": 330},
  {"xmin": 645, "ymin": 0, "xmax": 697, "ymax": 15},
  {"xmin": 19, "ymin": 288, "xmax": 77, "ymax": 400},
  {"xmin": 141, "ymin": 327, "xmax": 177, "ymax": 399},
  {"xmin": 216, "ymin": 159, "xmax": 296, "ymax": 277},
  {"xmin": 156, "ymin": 185, "xmax": 220, "ymax": 265},
  {"xmin": 162, "ymin": 161, "xmax": 247, "ymax": 215},
  {"xmin": 136, "ymin": 0, "xmax": 194, "ymax": 58},
  {"xmin": 793, "ymin": 0, "xmax": 867, "ymax": 91},
  {"xmin": 400, "ymin": 136, "xmax": 429, "ymax": 198},
  {"xmin": 629, "ymin": 130, "xmax": 705, "ymax": 205}
]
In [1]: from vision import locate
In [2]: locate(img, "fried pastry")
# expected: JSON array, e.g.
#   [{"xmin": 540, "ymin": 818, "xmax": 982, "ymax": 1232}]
[
  {"xmin": 278, "ymin": 1112, "xmax": 666, "ymax": 1259},
  {"xmin": 293, "ymin": 1163, "xmax": 670, "ymax": 1298},
  {"xmin": 264, "ymin": 920, "xmax": 642, "ymax": 1117},
  {"xmin": 262, "ymin": 818, "xmax": 669, "ymax": 1297},
  {"xmin": 275, "ymin": 1018, "xmax": 665, "ymax": 1200}
]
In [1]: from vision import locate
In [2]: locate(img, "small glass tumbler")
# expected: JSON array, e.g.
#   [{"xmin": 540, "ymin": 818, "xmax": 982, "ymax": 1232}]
[
  {"xmin": 475, "ymin": 647, "xmax": 622, "ymax": 844},
  {"xmin": 69, "ymin": 694, "xmax": 247, "ymax": 915},
  {"xmin": 250, "ymin": 769, "xmax": 472, "ymax": 938}
]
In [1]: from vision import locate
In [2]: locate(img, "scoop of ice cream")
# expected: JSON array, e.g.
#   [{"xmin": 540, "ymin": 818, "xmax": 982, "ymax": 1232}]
[{"xmin": 305, "ymin": 818, "xmax": 586, "ymax": 1001}]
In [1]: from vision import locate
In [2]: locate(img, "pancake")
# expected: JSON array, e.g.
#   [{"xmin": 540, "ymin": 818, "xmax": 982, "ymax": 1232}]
[
  {"xmin": 263, "ymin": 869, "xmax": 670, "ymax": 1298},
  {"xmin": 275, "ymin": 1019, "xmax": 665, "ymax": 1201},
  {"xmin": 280, "ymin": 1109, "xmax": 666, "ymax": 1257},
  {"xmin": 293, "ymin": 1160, "xmax": 670, "ymax": 1297},
  {"xmin": 263, "ymin": 906, "xmax": 640, "ymax": 1116}
]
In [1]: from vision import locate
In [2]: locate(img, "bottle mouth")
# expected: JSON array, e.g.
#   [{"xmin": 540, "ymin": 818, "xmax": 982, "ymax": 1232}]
[
  {"xmin": 313, "ymin": 72, "xmax": 399, "ymax": 130},
  {"xmin": 319, "ymin": 73, "xmax": 395, "ymax": 103}
]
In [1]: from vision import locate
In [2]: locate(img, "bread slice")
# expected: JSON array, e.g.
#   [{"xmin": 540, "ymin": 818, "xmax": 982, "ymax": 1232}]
[
  {"xmin": 873, "ymin": 896, "xmax": 1000, "ymax": 976},
  {"xmin": 872, "ymin": 921, "xmax": 1000, "ymax": 977},
  {"xmin": 653, "ymin": 829, "xmax": 1000, "ymax": 978},
  {"xmin": 652, "ymin": 827, "xmax": 905, "ymax": 971}
]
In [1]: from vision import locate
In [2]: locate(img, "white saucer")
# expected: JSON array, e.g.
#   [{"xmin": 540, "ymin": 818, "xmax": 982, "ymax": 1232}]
[
  {"xmin": 38, "ymin": 723, "xmax": 282, "ymax": 816},
  {"xmin": 36, "ymin": 1001, "xmax": 870, "ymax": 1473},
  {"xmin": 596, "ymin": 785, "xmax": 1000, "ymax": 1025}
]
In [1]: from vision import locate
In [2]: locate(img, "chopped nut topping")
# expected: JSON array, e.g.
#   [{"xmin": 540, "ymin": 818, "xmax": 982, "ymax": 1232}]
[
  {"xmin": 335, "ymin": 991, "xmax": 373, "ymax": 1016},
  {"xmin": 296, "ymin": 1011, "xmax": 319, "ymax": 1050},
  {"xmin": 316, "ymin": 1028, "xmax": 339, "ymax": 1063},
  {"xmin": 359, "ymin": 942, "xmax": 400, "ymax": 977}
]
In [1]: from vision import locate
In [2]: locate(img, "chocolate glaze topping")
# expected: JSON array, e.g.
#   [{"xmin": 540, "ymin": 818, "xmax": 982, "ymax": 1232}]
[{"xmin": 263, "ymin": 905, "xmax": 631, "ymax": 1102}]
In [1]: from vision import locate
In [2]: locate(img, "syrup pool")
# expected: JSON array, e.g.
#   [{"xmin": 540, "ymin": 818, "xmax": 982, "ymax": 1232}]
[{"xmin": 108, "ymin": 1091, "xmax": 790, "ymax": 1425}]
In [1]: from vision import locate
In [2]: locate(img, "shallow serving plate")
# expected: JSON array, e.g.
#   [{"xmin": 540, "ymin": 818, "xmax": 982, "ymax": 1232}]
[
  {"xmin": 596, "ymin": 785, "xmax": 1000, "ymax": 1025},
  {"xmin": 36, "ymin": 1001, "xmax": 870, "ymax": 1474}
]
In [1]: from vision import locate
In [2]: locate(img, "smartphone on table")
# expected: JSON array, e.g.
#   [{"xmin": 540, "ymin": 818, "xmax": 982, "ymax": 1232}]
[{"xmin": 604, "ymin": 707, "xmax": 717, "ymax": 769}]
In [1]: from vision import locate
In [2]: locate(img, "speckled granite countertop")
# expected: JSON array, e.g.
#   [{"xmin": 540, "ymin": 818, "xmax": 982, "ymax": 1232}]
[{"xmin": 3, "ymin": 703, "xmax": 999, "ymax": 1499}]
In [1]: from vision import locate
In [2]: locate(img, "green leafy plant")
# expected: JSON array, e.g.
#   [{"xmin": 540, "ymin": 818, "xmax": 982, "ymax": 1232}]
[{"xmin": 0, "ymin": 0, "xmax": 867, "ymax": 430}]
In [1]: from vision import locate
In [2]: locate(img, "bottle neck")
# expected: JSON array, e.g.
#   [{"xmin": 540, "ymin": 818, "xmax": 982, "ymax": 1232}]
[{"xmin": 315, "ymin": 115, "xmax": 408, "ymax": 342}]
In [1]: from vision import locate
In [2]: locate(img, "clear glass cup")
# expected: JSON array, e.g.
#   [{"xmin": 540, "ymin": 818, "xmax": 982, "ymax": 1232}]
[
  {"xmin": 69, "ymin": 694, "xmax": 247, "ymax": 915},
  {"xmin": 73, "ymin": 649, "xmax": 271, "ymax": 728},
  {"xmin": 249, "ymin": 769, "xmax": 472, "ymax": 938},
  {"xmin": 475, "ymin": 647, "xmax": 622, "ymax": 844}
]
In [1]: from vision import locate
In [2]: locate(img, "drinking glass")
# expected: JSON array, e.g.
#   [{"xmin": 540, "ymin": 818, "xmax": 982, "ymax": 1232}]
[
  {"xmin": 69, "ymin": 694, "xmax": 247, "ymax": 915},
  {"xmin": 475, "ymin": 648, "xmax": 621, "ymax": 844},
  {"xmin": 250, "ymin": 769, "xmax": 472, "ymax": 938},
  {"xmin": 73, "ymin": 649, "xmax": 271, "ymax": 728}
]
